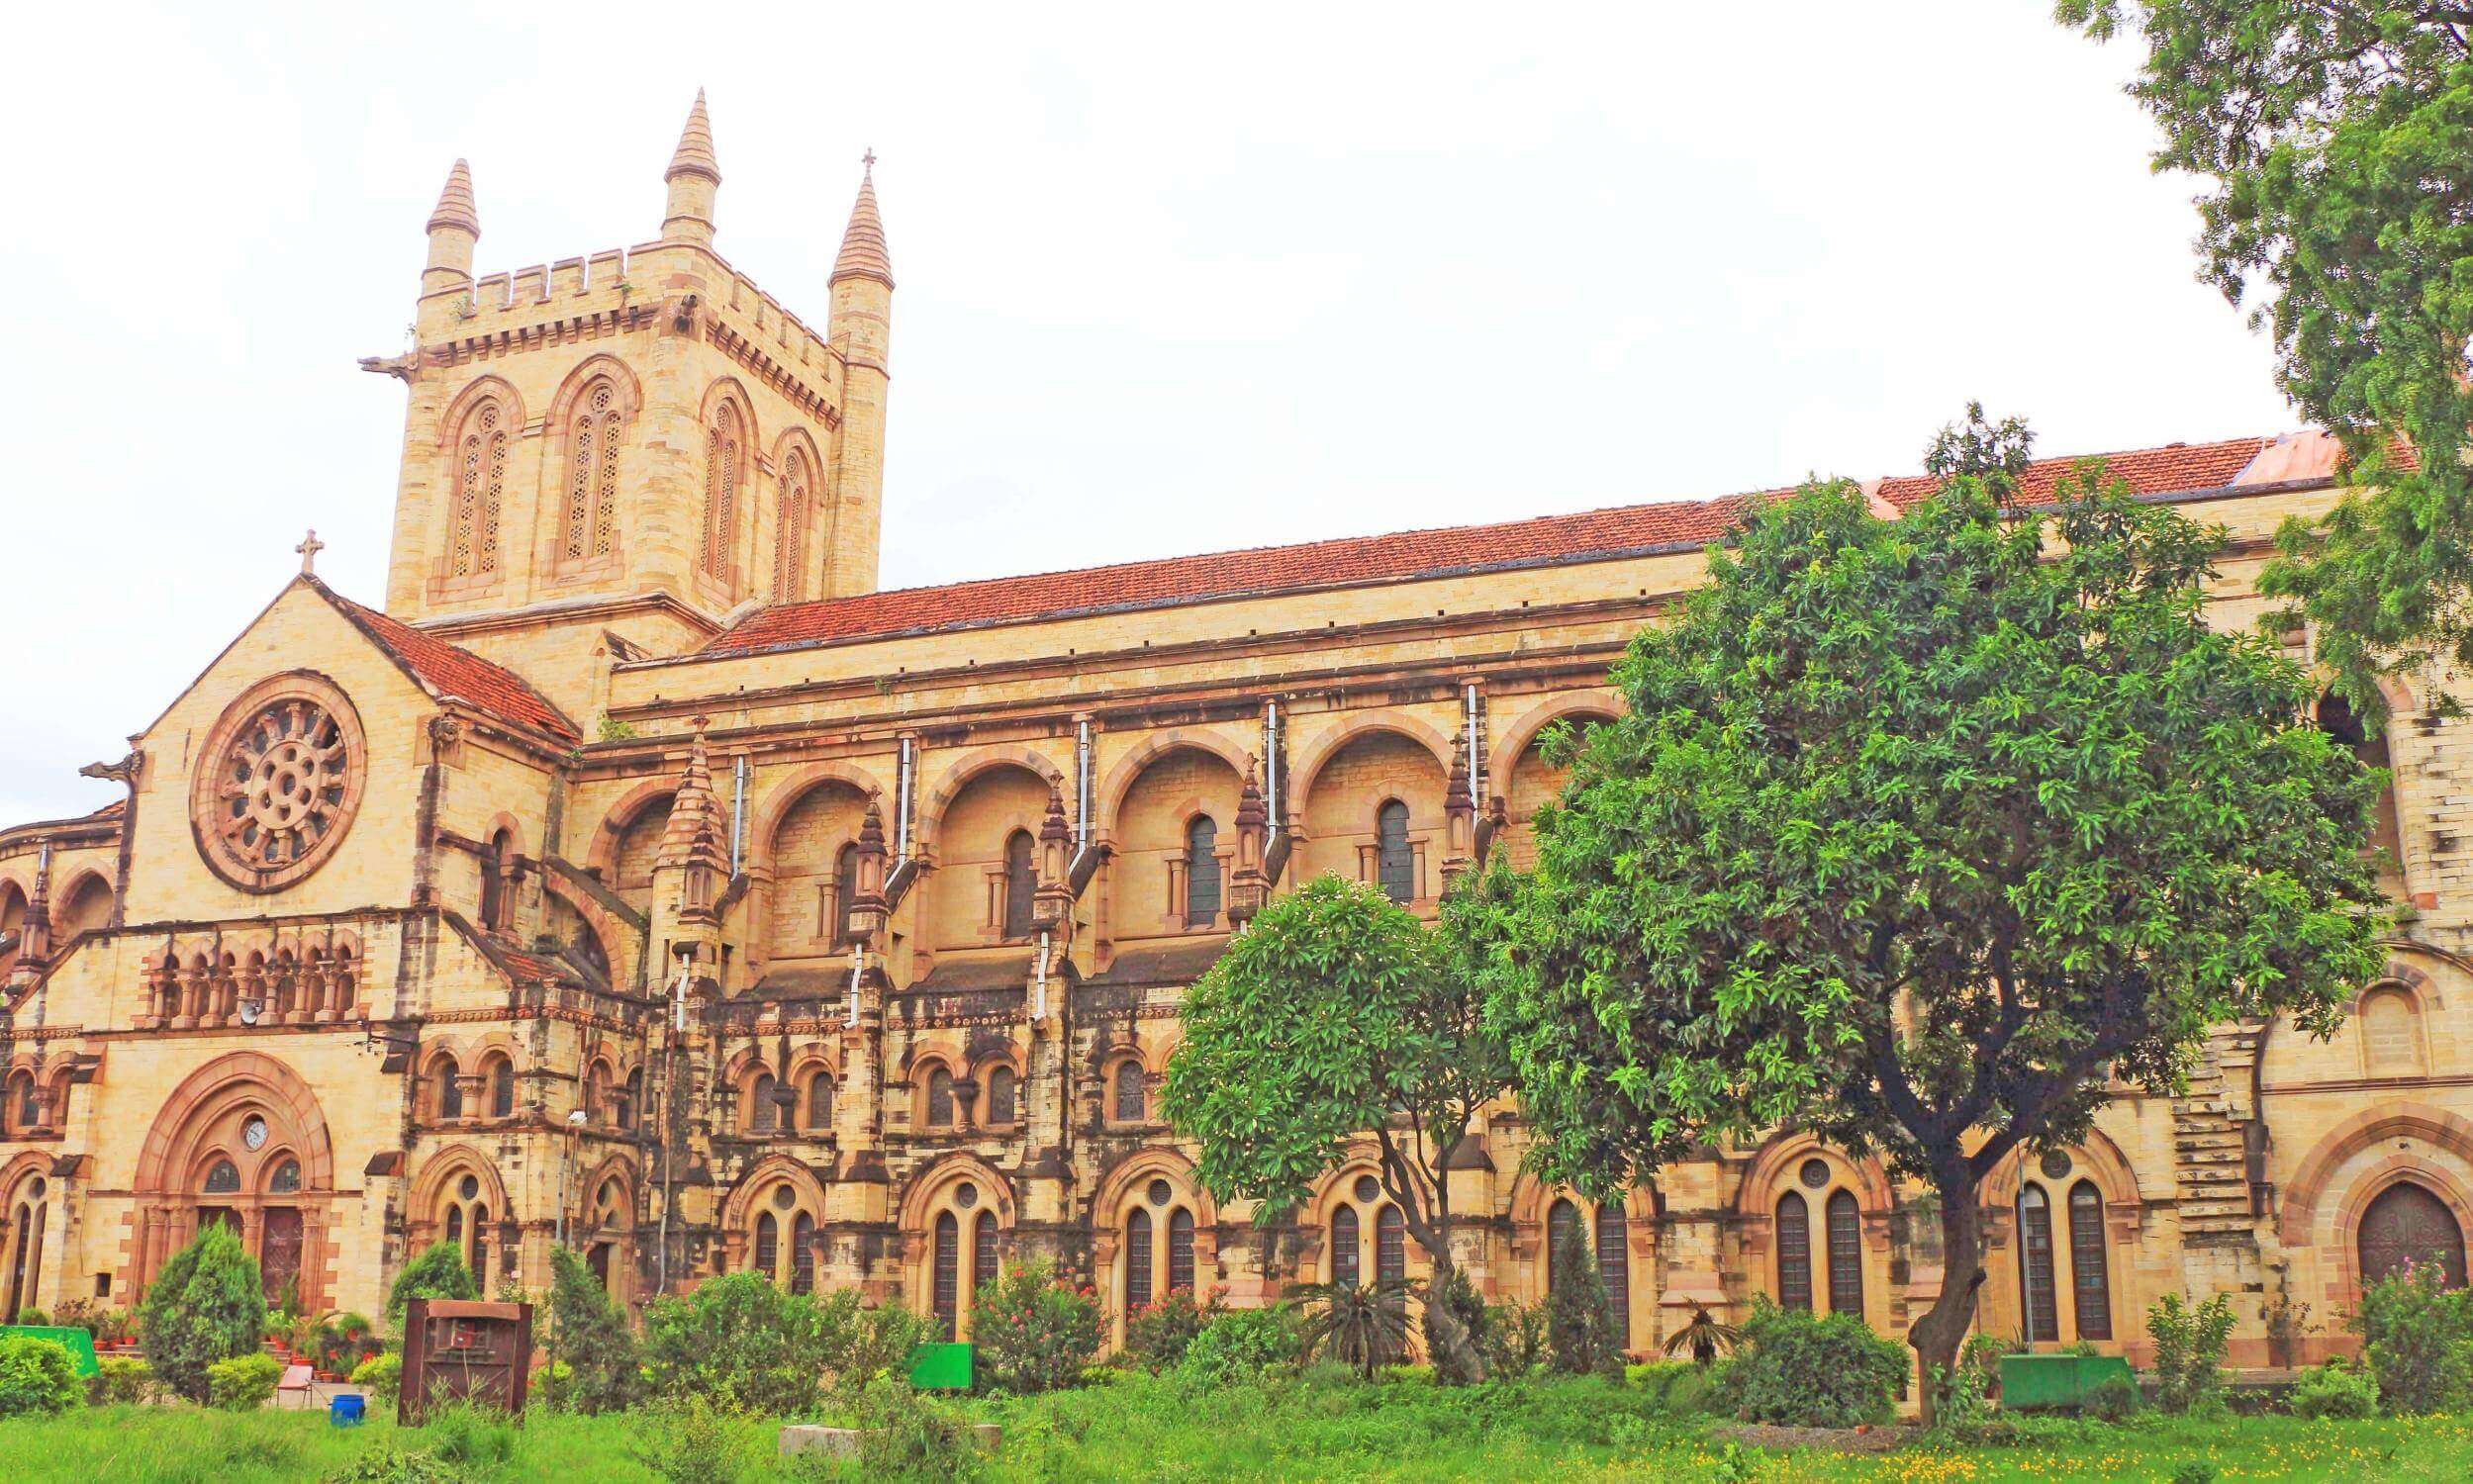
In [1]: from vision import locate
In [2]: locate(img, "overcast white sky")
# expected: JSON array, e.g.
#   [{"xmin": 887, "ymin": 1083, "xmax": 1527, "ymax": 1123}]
[{"xmin": 0, "ymin": 2, "xmax": 2285, "ymax": 825}]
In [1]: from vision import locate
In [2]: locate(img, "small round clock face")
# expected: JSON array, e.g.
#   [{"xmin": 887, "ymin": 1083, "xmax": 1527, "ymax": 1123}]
[{"xmin": 241, "ymin": 1115, "xmax": 269, "ymax": 1151}]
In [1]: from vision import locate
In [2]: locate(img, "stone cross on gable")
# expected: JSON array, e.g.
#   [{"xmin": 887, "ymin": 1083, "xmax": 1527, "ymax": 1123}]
[{"xmin": 296, "ymin": 528, "xmax": 326, "ymax": 576}]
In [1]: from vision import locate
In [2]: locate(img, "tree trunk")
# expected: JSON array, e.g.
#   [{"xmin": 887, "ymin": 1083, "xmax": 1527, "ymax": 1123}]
[
  {"xmin": 1420, "ymin": 1249, "xmax": 1487, "ymax": 1386},
  {"xmin": 1906, "ymin": 1159, "xmax": 1987, "ymax": 1428}
]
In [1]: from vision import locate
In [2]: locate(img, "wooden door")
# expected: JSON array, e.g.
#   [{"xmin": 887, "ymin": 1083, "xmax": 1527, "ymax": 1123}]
[
  {"xmin": 2358, "ymin": 1182, "xmax": 2468, "ymax": 1289},
  {"xmin": 261, "ymin": 1207, "xmax": 304, "ymax": 1301}
]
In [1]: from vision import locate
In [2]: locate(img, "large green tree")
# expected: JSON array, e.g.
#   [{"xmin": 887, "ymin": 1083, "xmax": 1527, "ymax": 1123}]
[
  {"xmin": 1161, "ymin": 873, "xmax": 1510, "ymax": 1384},
  {"xmin": 2059, "ymin": 1, "xmax": 2473, "ymax": 708},
  {"xmin": 1482, "ymin": 412, "xmax": 2390, "ymax": 1418}
]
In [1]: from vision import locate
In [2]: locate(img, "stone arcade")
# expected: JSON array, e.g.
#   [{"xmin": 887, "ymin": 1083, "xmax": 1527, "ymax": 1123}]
[{"xmin": 4, "ymin": 97, "xmax": 2468, "ymax": 1370}]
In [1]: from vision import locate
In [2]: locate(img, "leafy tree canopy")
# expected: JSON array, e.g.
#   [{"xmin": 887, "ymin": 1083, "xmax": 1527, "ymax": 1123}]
[
  {"xmin": 1483, "ymin": 410, "xmax": 2390, "ymax": 1410},
  {"xmin": 387, "ymin": 1240, "xmax": 478, "ymax": 1325},
  {"xmin": 2059, "ymin": 1, "xmax": 2473, "ymax": 708}
]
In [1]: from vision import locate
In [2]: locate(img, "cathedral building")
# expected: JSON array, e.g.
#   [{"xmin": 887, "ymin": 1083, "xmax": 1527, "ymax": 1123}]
[{"xmin": 2, "ymin": 96, "xmax": 2467, "ymax": 1369}]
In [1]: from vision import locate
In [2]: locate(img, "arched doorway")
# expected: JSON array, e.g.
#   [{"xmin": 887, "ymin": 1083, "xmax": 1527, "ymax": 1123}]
[
  {"xmin": 132, "ymin": 1054, "xmax": 335, "ymax": 1309},
  {"xmin": 4, "ymin": 1171, "xmax": 47, "ymax": 1323},
  {"xmin": 2359, "ymin": 1181, "xmax": 2468, "ymax": 1289}
]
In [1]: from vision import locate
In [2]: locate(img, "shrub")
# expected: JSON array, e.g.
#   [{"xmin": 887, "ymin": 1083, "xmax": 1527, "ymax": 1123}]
[
  {"xmin": 206, "ymin": 1350, "xmax": 284, "ymax": 1411},
  {"xmin": 643, "ymin": 1271, "xmax": 836, "ymax": 1415},
  {"xmin": 0, "ymin": 1335, "xmax": 85, "ymax": 1417},
  {"xmin": 417, "ymin": 1398, "xmax": 518, "ymax": 1468},
  {"xmin": 2146, "ymin": 1292, "xmax": 2235, "ymax": 1415},
  {"xmin": 2287, "ymin": 1356, "xmax": 2380, "ymax": 1420},
  {"xmin": 2353, "ymin": 1259, "xmax": 2473, "ymax": 1416},
  {"xmin": 1177, "ymin": 1303, "xmax": 1302, "ymax": 1388},
  {"xmin": 1291, "ymin": 1280, "xmax": 1413, "ymax": 1381},
  {"xmin": 1712, "ymin": 1295, "xmax": 1907, "ymax": 1428},
  {"xmin": 351, "ymin": 1349, "xmax": 403, "ymax": 1405},
  {"xmin": 387, "ymin": 1241, "xmax": 478, "ymax": 1326},
  {"xmin": 139, "ymin": 1221, "xmax": 268, "ymax": 1402},
  {"xmin": 1482, "ymin": 1297, "xmax": 1551, "ymax": 1378},
  {"xmin": 1123, "ymin": 1287, "xmax": 1218, "ymax": 1372},
  {"xmin": 325, "ymin": 1441, "xmax": 461, "ymax": 1483},
  {"xmin": 822, "ymin": 1293, "xmax": 938, "ymax": 1391},
  {"xmin": 91, "ymin": 1355, "xmax": 154, "ymax": 1406},
  {"xmin": 2085, "ymin": 1371, "xmax": 2141, "ymax": 1422},
  {"xmin": 1546, "ymin": 1220, "xmax": 1625, "ymax": 1379},
  {"xmin": 856, "ymin": 1374, "xmax": 983, "ymax": 1481},
  {"xmin": 545, "ymin": 1247, "xmax": 641, "ymax": 1414},
  {"xmin": 627, "ymin": 1394, "xmax": 754, "ymax": 1484},
  {"xmin": 972, "ymin": 1258, "xmax": 1104, "ymax": 1393}
]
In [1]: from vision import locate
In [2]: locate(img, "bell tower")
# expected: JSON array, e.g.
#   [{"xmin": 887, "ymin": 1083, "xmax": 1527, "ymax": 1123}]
[{"xmin": 368, "ymin": 96, "xmax": 896, "ymax": 698}]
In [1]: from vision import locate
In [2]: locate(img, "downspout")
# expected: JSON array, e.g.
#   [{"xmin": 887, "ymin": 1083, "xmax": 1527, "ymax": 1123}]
[
  {"xmin": 729, "ymin": 754, "xmax": 748, "ymax": 877},
  {"xmin": 845, "ymin": 946, "xmax": 865, "ymax": 1029},
  {"xmin": 895, "ymin": 738, "xmax": 915, "ymax": 859},
  {"xmin": 1465, "ymin": 683, "xmax": 1482, "ymax": 807},
  {"xmin": 657, "ymin": 953, "xmax": 691, "ymax": 1294},
  {"xmin": 1263, "ymin": 700, "xmax": 1281, "ymax": 843},
  {"xmin": 1067, "ymin": 719, "xmax": 1097, "ymax": 880},
  {"xmin": 1032, "ymin": 932, "xmax": 1051, "ymax": 1021}
]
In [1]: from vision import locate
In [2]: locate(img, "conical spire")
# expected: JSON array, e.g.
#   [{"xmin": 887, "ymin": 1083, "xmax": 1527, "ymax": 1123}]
[
  {"xmin": 830, "ymin": 153, "xmax": 894, "ymax": 289},
  {"xmin": 665, "ymin": 89, "xmax": 720, "ymax": 186},
  {"xmin": 656, "ymin": 718, "xmax": 731, "ymax": 881},
  {"xmin": 426, "ymin": 158, "xmax": 480, "ymax": 236}
]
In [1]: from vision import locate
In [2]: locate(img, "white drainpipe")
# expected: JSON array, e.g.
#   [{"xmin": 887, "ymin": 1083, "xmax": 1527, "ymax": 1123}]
[
  {"xmin": 846, "ymin": 946, "xmax": 865, "ymax": 1028},
  {"xmin": 1263, "ymin": 699, "xmax": 1282, "ymax": 841},
  {"xmin": 895, "ymin": 737, "xmax": 915, "ymax": 859},
  {"xmin": 1465, "ymin": 682, "xmax": 1482, "ymax": 802},
  {"xmin": 1033, "ymin": 932, "xmax": 1051, "ymax": 1020}
]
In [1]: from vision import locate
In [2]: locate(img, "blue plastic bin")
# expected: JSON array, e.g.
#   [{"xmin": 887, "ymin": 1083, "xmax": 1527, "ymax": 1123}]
[{"xmin": 330, "ymin": 1393, "xmax": 367, "ymax": 1427}]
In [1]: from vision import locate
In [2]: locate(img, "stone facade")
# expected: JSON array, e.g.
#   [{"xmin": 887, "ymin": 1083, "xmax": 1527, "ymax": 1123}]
[{"xmin": 4, "ymin": 101, "xmax": 2468, "ymax": 1372}]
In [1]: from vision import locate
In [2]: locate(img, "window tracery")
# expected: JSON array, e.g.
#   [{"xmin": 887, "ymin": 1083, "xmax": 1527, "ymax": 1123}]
[
  {"xmin": 562, "ymin": 379, "xmax": 622, "ymax": 561},
  {"xmin": 448, "ymin": 398, "xmax": 508, "ymax": 577},
  {"xmin": 700, "ymin": 402, "xmax": 745, "ymax": 583}
]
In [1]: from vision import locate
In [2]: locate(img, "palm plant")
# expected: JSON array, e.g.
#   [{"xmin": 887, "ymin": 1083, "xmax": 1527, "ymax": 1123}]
[
  {"xmin": 1287, "ymin": 1279, "xmax": 1414, "ymax": 1380},
  {"xmin": 1661, "ymin": 1304, "xmax": 1744, "ymax": 1366}
]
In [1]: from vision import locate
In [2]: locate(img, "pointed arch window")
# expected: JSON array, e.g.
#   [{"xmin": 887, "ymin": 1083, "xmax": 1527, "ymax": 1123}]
[
  {"xmin": 1169, "ymin": 1208, "xmax": 1195, "ymax": 1295},
  {"xmin": 1775, "ymin": 1191, "xmax": 1812, "ymax": 1311},
  {"xmin": 2067, "ymin": 1181, "xmax": 2113, "ymax": 1341},
  {"xmin": 204, "ymin": 1159, "xmax": 241, "ymax": 1195},
  {"xmin": 805, "ymin": 1069, "xmax": 834, "ymax": 1133},
  {"xmin": 1331, "ymin": 1204, "xmax": 1361, "ymax": 1288},
  {"xmin": 925, "ymin": 1067, "xmax": 956, "ymax": 1129},
  {"xmin": 448, "ymin": 398, "xmax": 509, "ymax": 578},
  {"xmin": 488, "ymin": 1057, "xmax": 515, "ymax": 1120},
  {"xmin": 1376, "ymin": 1204, "xmax": 1406, "ymax": 1285},
  {"xmin": 754, "ymin": 1212, "xmax": 780, "ymax": 1282},
  {"xmin": 700, "ymin": 401, "xmax": 745, "ymax": 584},
  {"xmin": 1376, "ymin": 800, "xmax": 1413, "ymax": 903},
  {"xmin": 973, "ymin": 1211, "xmax": 1000, "ymax": 1304},
  {"xmin": 749, "ymin": 1071, "xmax": 779, "ymax": 1134},
  {"xmin": 773, "ymin": 449, "xmax": 812, "ymax": 601},
  {"xmin": 985, "ymin": 1065, "xmax": 1017, "ymax": 1127},
  {"xmin": 562, "ymin": 378, "xmax": 623, "ymax": 561},
  {"xmin": 1547, "ymin": 1197, "xmax": 1579, "ymax": 1294},
  {"xmin": 1824, "ymin": 1189, "xmax": 1863, "ymax": 1321},
  {"xmin": 1595, "ymin": 1205, "xmax": 1632, "ymax": 1345},
  {"xmin": 1126, "ymin": 1207, "xmax": 1154, "ymax": 1311},
  {"xmin": 1185, "ymin": 816, "xmax": 1221, "ymax": 927},
  {"xmin": 1112, "ymin": 1061, "xmax": 1146, "ymax": 1123},
  {"xmin": 2017, "ymin": 1185, "xmax": 2059, "ymax": 1345},
  {"xmin": 434, "ymin": 1058, "xmax": 463, "ymax": 1122},
  {"xmin": 932, "ymin": 1211, "xmax": 960, "ymax": 1339},
  {"xmin": 1001, "ymin": 830, "xmax": 1036, "ymax": 941},
  {"xmin": 792, "ymin": 1212, "xmax": 816, "ymax": 1295}
]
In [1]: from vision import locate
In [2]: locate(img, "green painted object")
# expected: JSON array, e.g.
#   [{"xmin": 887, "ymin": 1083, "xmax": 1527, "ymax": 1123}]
[
  {"xmin": 1999, "ymin": 1352, "xmax": 2133, "ymax": 1411},
  {"xmin": 0, "ymin": 1325, "xmax": 100, "ymax": 1378},
  {"xmin": 907, "ymin": 1342, "xmax": 973, "ymax": 1391}
]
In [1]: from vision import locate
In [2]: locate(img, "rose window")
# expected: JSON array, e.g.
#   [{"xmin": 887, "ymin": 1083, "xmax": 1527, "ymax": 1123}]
[{"xmin": 192, "ymin": 676, "xmax": 365, "ymax": 891}]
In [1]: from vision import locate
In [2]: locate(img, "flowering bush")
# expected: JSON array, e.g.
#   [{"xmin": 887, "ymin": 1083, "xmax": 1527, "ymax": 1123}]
[
  {"xmin": 2353, "ymin": 1259, "xmax": 2473, "ymax": 1415},
  {"xmin": 972, "ymin": 1257, "xmax": 1103, "ymax": 1393},
  {"xmin": 1124, "ymin": 1287, "xmax": 1222, "ymax": 1372}
]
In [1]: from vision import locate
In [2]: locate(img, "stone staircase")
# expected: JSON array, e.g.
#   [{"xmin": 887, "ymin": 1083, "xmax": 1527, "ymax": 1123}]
[{"xmin": 2172, "ymin": 1054, "xmax": 2256, "ymax": 1246}]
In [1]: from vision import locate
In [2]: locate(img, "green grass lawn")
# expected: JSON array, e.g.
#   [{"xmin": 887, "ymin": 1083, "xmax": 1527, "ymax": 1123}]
[{"xmin": 0, "ymin": 1384, "xmax": 2465, "ymax": 1482}]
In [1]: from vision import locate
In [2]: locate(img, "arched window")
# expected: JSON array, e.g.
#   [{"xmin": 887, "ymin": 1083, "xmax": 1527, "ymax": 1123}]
[
  {"xmin": 4, "ymin": 1179, "xmax": 46, "ymax": 1324},
  {"xmin": 2017, "ymin": 1185, "xmax": 2059, "ymax": 1345},
  {"xmin": 488, "ymin": 1057, "xmax": 515, "ymax": 1120},
  {"xmin": 470, "ymin": 1205, "xmax": 494, "ymax": 1289},
  {"xmin": 562, "ymin": 378, "xmax": 622, "ymax": 561},
  {"xmin": 203, "ymin": 1159, "xmax": 241, "ymax": 1195},
  {"xmin": 620, "ymin": 1069, "xmax": 642, "ymax": 1131},
  {"xmin": 1376, "ymin": 1204, "xmax": 1406, "ymax": 1285},
  {"xmin": 268, "ymin": 1159, "xmax": 302, "ymax": 1195},
  {"xmin": 932, "ymin": 1211, "xmax": 960, "ymax": 1339},
  {"xmin": 773, "ymin": 449, "xmax": 812, "ymax": 601},
  {"xmin": 2361, "ymin": 986, "xmax": 2424, "ymax": 1076},
  {"xmin": 1001, "ymin": 830, "xmax": 1037, "ymax": 941},
  {"xmin": 985, "ymin": 1065, "xmax": 1017, "ymax": 1127},
  {"xmin": 2316, "ymin": 692, "xmax": 2404, "ymax": 873},
  {"xmin": 1111, "ymin": 1061, "xmax": 1146, "ymax": 1123},
  {"xmin": 1775, "ymin": 1191, "xmax": 1812, "ymax": 1311},
  {"xmin": 1169, "ymin": 1207, "xmax": 1196, "ymax": 1295},
  {"xmin": 754, "ymin": 1212, "xmax": 779, "ymax": 1283},
  {"xmin": 973, "ymin": 1211, "xmax": 1000, "ymax": 1304},
  {"xmin": 2067, "ymin": 1181, "xmax": 2113, "ymax": 1341},
  {"xmin": 1824, "ymin": 1190, "xmax": 1863, "ymax": 1322},
  {"xmin": 1185, "ymin": 816, "xmax": 1221, "ymax": 927},
  {"xmin": 448, "ymin": 398, "xmax": 509, "ymax": 578},
  {"xmin": 792, "ymin": 1212, "xmax": 816, "ymax": 1295},
  {"xmin": 1376, "ymin": 800, "xmax": 1413, "ymax": 903},
  {"xmin": 805, "ymin": 1070, "xmax": 834, "ymax": 1133},
  {"xmin": 832, "ymin": 843, "xmax": 861, "ymax": 945},
  {"xmin": 1331, "ymin": 1204, "xmax": 1361, "ymax": 1288},
  {"xmin": 434, "ymin": 1058, "xmax": 463, "ymax": 1122},
  {"xmin": 925, "ymin": 1068, "xmax": 956, "ymax": 1129},
  {"xmin": 1546, "ymin": 1197, "xmax": 1579, "ymax": 1293},
  {"xmin": 2358, "ymin": 1180, "xmax": 2469, "ymax": 1289},
  {"xmin": 749, "ymin": 1071, "xmax": 779, "ymax": 1134},
  {"xmin": 1595, "ymin": 1205, "xmax": 1632, "ymax": 1346},
  {"xmin": 5, "ymin": 1073, "xmax": 36, "ymax": 1134},
  {"xmin": 700, "ymin": 401, "xmax": 745, "ymax": 583},
  {"xmin": 1126, "ymin": 1207, "xmax": 1154, "ymax": 1311},
  {"xmin": 478, "ymin": 830, "xmax": 511, "ymax": 933}
]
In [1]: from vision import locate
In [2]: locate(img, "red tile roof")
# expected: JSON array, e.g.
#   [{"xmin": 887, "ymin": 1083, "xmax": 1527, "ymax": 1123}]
[
  {"xmin": 325, "ymin": 585, "xmax": 581, "ymax": 742},
  {"xmin": 702, "ymin": 432, "xmax": 2329, "ymax": 660}
]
